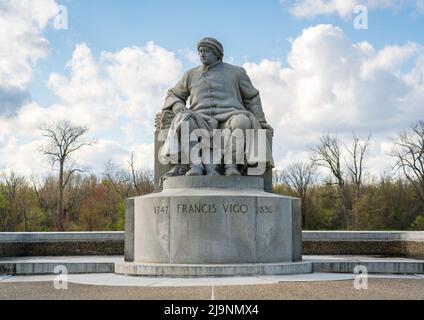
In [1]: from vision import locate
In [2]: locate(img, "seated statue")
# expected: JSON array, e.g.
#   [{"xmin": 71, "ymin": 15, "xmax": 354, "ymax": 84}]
[{"xmin": 157, "ymin": 37, "xmax": 274, "ymax": 178}]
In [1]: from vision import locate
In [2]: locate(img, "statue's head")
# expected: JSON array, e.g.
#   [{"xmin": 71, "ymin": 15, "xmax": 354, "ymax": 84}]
[{"xmin": 197, "ymin": 37, "xmax": 224, "ymax": 66}]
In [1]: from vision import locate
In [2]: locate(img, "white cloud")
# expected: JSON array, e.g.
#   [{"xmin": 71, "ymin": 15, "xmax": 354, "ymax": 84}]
[
  {"xmin": 361, "ymin": 43, "xmax": 418, "ymax": 78},
  {"xmin": 130, "ymin": 144, "xmax": 155, "ymax": 170},
  {"xmin": 286, "ymin": 0, "xmax": 412, "ymax": 19},
  {"xmin": 0, "ymin": 0, "xmax": 58, "ymax": 109},
  {"xmin": 74, "ymin": 139, "xmax": 128, "ymax": 173},
  {"xmin": 178, "ymin": 48, "xmax": 199, "ymax": 66},
  {"xmin": 47, "ymin": 42, "xmax": 182, "ymax": 131},
  {"xmin": 244, "ymin": 24, "xmax": 424, "ymax": 176},
  {"xmin": 0, "ymin": 138, "xmax": 51, "ymax": 177},
  {"xmin": 0, "ymin": 41, "xmax": 182, "ymax": 176},
  {"xmin": 73, "ymin": 139, "xmax": 154, "ymax": 174}
]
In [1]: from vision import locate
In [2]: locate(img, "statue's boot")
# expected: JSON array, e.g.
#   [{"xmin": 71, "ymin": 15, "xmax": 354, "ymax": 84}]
[
  {"xmin": 177, "ymin": 164, "xmax": 190, "ymax": 175},
  {"xmin": 205, "ymin": 164, "xmax": 220, "ymax": 176},
  {"xmin": 164, "ymin": 165, "xmax": 180, "ymax": 177},
  {"xmin": 186, "ymin": 164, "xmax": 204, "ymax": 176},
  {"xmin": 225, "ymin": 164, "xmax": 241, "ymax": 176}
]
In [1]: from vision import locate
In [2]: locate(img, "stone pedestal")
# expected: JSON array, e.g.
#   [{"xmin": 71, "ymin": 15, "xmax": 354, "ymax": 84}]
[{"xmin": 116, "ymin": 176, "xmax": 303, "ymax": 276}]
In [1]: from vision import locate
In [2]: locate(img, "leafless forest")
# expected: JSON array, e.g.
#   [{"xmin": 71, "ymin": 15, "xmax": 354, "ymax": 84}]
[{"xmin": 1, "ymin": 120, "xmax": 423, "ymax": 231}]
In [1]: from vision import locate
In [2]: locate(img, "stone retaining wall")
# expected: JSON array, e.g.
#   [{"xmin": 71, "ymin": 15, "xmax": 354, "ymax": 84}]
[
  {"xmin": 303, "ymin": 231, "xmax": 424, "ymax": 259},
  {"xmin": 1, "ymin": 231, "xmax": 423, "ymax": 258},
  {"xmin": 0, "ymin": 232, "xmax": 124, "ymax": 257}
]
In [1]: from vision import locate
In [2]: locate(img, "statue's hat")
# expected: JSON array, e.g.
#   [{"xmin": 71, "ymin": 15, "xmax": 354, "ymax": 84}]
[{"xmin": 197, "ymin": 37, "xmax": 224, "ymax": 60}]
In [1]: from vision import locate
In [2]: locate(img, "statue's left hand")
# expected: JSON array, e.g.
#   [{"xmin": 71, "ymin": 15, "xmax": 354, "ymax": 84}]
[{"xmin": 260, "ymin": 122, "xmax": 274, "ymax": 136}]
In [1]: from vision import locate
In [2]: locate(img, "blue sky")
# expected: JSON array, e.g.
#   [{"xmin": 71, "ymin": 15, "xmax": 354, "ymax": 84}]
[
  {"xmin": 1, "ymin": 0, "xmax": 424, "ymax": 177},
  {"xmin": 30, "ymin": 0, "xmax": 424, "ymax": 107}
]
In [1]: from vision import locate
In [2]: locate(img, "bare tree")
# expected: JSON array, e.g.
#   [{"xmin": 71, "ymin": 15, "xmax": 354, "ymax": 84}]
[
  {"xmin": 282, "ymin": 161, "xmax": 318, "ymax": 227},
  {"xmin": 103, "ymin": 155, "xmax": 154, "ymax": 199},
  {"xmin": 312, "ymin": 133, "xmax": 371, "ymax": 229},
  {"xmin": 126, "ymin": 152, "xmax": 154, "ymax": 196},
  {"xmin": 392, "ymin": 121, "xmax": 424, "ymax": 209},
  {"xmin": 311, "ymin": 134, "xmax": 350, "ymax": 228},
  {"xmin": 0, "ymin": 171, "xmax": 25, "ymax": 231},
  {"xmin": 103, "ymin": 160, "xmax": 129, "ymax": 197},
  {"xmin": 312, "ymin": 132, "xmax": 371, "ymax": 229},
  {"xmin": 32, "ymin": 175, "xmax": 58, "ymax": 227},
  {"xmin": 345, "ymin": 133, "xmax": 371, "ymax": 195},
  {"xmin": 272, "ymin": 170, "xmax": 285, "ymax": 186},
  {"xmin": 2, "ymin": 171, "xmax": 26, "ymax": 205},
  {"xmin": 41, "ymin": 120, "xmax": 93, "ymax": 230},
  {"xmin": 128, "ymin": 152, "xmax": 142, "ymax": 195},
  {"xmin": 31, "ymin": 176, "xmax": 48, "ymax": 210},
  {"xmin": 344, "ymin": 133, "xmax": 371, "ymax": 227}
]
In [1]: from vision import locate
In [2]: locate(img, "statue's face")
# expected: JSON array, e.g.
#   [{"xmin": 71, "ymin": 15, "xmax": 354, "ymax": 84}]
[{"xmin": 198, "ymin": 46, "xmax": 219, "ymax": 66}]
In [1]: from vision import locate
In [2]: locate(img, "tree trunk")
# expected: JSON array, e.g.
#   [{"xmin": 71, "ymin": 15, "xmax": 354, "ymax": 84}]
[
  {"xmin": 339, "ymin": 185, "xmax": 350, "ymax": 230},
  {"xmin": 58, "ymin": 160, "xmax": 64, "ymax": 231},
  {"xmin": 300, "ymin": 192, "xmax": 306, "ymax": 228},
  {"xmin": 354, "ymin": 187, "xmax": 360, "ymax": 229},
  {"xmin": 23, "ymin": 208, "xmax": 28, "ymax": 231}
]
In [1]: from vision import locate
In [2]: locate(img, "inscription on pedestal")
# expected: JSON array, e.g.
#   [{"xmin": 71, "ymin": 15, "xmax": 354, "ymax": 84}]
[
  {"xmin": 153, "ymin": 203, "xmax": 276, "ymax": 215},
  {"xmin": 153, "ymin": 202, "xmax": 276, "ymax": 216}
]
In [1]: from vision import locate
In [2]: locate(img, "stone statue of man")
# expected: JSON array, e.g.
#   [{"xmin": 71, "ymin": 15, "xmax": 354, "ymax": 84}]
[{"xmin": 160, "ymin": 37, "xmax": 274, "ymax": 177}]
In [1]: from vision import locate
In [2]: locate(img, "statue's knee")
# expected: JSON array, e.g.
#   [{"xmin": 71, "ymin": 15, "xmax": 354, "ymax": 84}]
[
  {"xmin": 177, "ymin": 117, "xmax": 198, "ymax": 135},
  {"xmin": 230, "ymin": 115, "xmax": 251, "ymax": 131},
  {"xmin": 187, "ymin": 117, "xmax": 199, "ymax": 131}
]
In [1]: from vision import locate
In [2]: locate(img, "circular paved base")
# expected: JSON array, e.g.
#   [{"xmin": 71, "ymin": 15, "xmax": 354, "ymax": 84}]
[
  {"xmin": 115, "ymin": 261, "xmax": 312, "ymax": 277},
  {"xmin": 67, "ymin": 273, "xmax": 356, "ymax": 287}
]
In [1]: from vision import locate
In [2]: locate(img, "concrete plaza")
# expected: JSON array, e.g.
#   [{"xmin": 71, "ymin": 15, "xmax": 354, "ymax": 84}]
[
  {"xmin": 1, "ymin": 276, "xmax": 423, "ymax": 300},
  {"xmin": 0, "ymin": 255, "xmax": 423, "ymax": 300}
]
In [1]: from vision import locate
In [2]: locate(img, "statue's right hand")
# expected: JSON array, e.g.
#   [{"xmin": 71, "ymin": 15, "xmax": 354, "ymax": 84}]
[{"xmin": 172, "ymin": 104, "xmax": 188, "ymax": 114}]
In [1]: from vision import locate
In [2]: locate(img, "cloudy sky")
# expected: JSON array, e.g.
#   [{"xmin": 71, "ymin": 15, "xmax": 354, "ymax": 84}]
[{"xmin": 1, "ymin": 0, "xmax": 424, "ymax": 178}]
